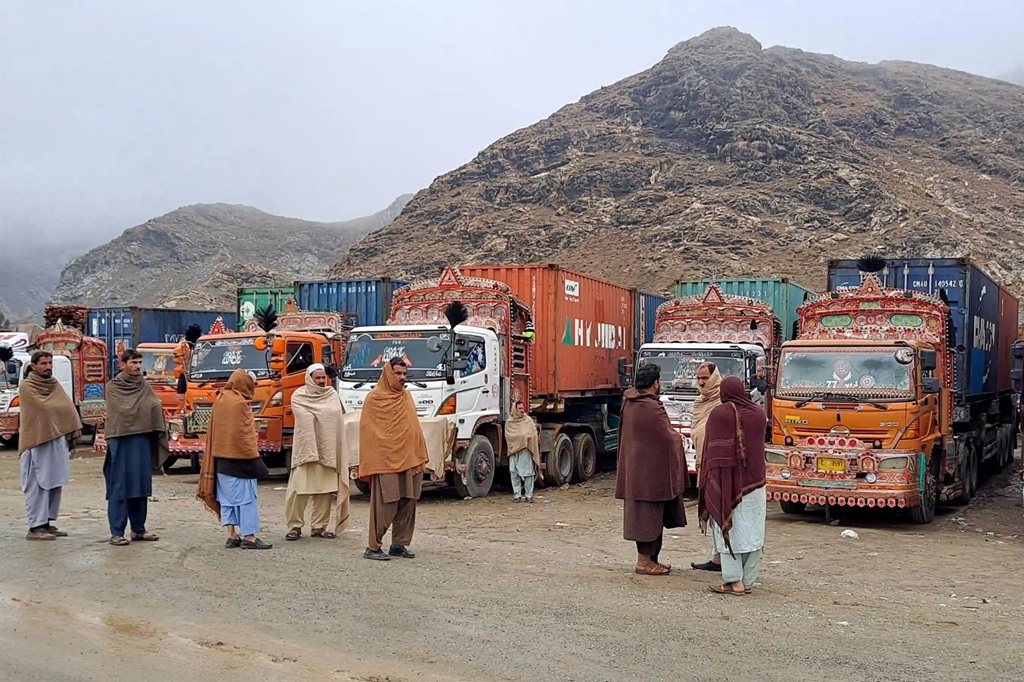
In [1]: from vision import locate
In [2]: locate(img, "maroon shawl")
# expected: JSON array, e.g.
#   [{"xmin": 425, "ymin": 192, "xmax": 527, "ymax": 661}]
[
  {"xmin": 615, "ymin": 388, "xmax": 687, "ymax": 501},
  {"xmin": 697, "ymin": 376, "xmax": 767, "ymax": 551}
]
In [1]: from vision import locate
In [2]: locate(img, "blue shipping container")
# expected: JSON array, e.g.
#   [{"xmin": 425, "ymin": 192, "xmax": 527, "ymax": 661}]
[
  {"xmin": 293, "ymin": 278, "xmax": 408, "ymax": 328},
  {"xmin": 674, "ymin": 278, "xmax": 816, "ymax": 342},
  {"xmin": 827, "ymin": 257, "xmax": 1011, "ymax": 400},
  {"xmin": 634, "ymin": 291, "xmax": 668, "ymax": 349},
  {"xmin": 87, "ymin": 307, "xmax": 239, "ymax": 376}
]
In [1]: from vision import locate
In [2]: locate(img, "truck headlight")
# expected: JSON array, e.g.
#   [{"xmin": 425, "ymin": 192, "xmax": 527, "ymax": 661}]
[
  {"xmin": 269, "ymin": 391, "xmax": 283, "ymax": 408},
  {"xmin": 865, "ymin": 472, "xmax": 878, "ymax": 483}
]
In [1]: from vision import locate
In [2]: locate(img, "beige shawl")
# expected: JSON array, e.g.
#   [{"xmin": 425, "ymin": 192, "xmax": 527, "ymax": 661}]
[
  {"xmin": 691, "ymin": 368, "xmax": 722, "ymax": 474},
  {"xmin": 18, "ymin": 371, "xmax": 82, "ymax": 454},
  {"xmin": 290, "ymin": 371, "xmax": 342, "ymax": 470},
  {"xmin": 505, "ymin": 403, "xmax": 542, "ymax": 473}
]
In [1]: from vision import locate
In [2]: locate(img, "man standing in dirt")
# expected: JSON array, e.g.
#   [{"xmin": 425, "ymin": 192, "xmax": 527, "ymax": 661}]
[
  {"xmin": 615, "ymin": 363, "xmax": 688, "ymax": 575},
  {"xmin": 103, "ymin": 348, "xmax": 168, "ymax": 546},
  {"xmin": 18, "ymin": 351, "xmax": 81, "ymax": 540},
  {"xmin": 690, "ymin": 361, "xmax": 724, "ymax": 573},
  {"xmin": 357, "ymin": 358, "xmax": 429, "ymax": 561}
]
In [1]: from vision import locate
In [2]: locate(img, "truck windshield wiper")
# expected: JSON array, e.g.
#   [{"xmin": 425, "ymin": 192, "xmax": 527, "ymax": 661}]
[
  {"xmin": 409, "ymin": 381, "xmax": 428, "ymax": 389},
  {"xmin": 793, "ymin": 392, "xmax": 889, "ymax": 410},
  {"xmin": 351, "ymin": 381, "xmax": 369, "ymax": 389}
]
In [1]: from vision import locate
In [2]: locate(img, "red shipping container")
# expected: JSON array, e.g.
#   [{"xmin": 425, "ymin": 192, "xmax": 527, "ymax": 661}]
[
  {"xmin": 997, "ymin": 284, "xmax": 1020, "ymax": 393},
  {"xmin": 458, "ymin": 265, "xmax": 634, "ymax": 398}
]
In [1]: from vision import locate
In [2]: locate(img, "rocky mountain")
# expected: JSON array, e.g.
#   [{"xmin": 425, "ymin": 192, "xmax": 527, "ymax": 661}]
[
  {"xmin": 1001, "ymin": 67, "xmax": 1024, "ymax": 86},
  {"xmin": 0, "ymin": 239, "xmax": 97, "ymax": 322},
  {"xmin": 51, "ymin": 194, "xmax": 412, "ymax": 312},
  {"xmin": 333, "ymin": 28, "xmax": 1024, "ymax": 300}
]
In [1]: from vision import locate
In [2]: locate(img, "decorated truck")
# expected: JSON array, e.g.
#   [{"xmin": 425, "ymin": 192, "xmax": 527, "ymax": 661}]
[
  {"xmin": 766, "ymin": 257, "xmax": 1018, "ymax": 523},
  {"xmin": 0, "ymin": 322, "xmax": 108, "ymax": 446},
  {"xmin": 170, "ymin": 306, "xmax": 350, "ymax": 470},
  {"xmin": 338, "ymin": 265, "xmax": 635, "ymax": 498},
  {"xmin": 635, "ymin": 283, "xmax": 786, "ymax": 476},
  {"xmin": 137, "ymin": 343, "xmax": 185, "ymax": 417}
]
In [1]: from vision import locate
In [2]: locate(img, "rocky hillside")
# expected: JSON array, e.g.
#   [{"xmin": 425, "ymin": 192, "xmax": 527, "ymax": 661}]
[
  {"xmin": 51, "ymin": 195, "xmax": 412, "ymax": 311},
  {"xmin": 333, "ymin": 28, "xmax": 1024, "ymax": 298},
  {"xmin": 1001, "ymin": 67, "xmax": 1024, "ymax": 86},
  {"xmin": 0, "ymin": 239, "xmax": 96, "ymax": 322}
]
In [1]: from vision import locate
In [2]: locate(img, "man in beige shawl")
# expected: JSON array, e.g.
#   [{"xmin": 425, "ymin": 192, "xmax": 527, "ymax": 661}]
[
  {"xmin": 285, "ymin": 363, "xmax": 349, "ymax": 541},
  {"xmin": 690, "ymin": 362, "xmax": 724, "ymax": 572},
  {"xmin": 358, "ymin": 358, "xmax": 429, "ymax": 561},
  {"xmin": 505, "ymin": 398, "xmax": 541, "ymax": 502},
  {"xmin": 18, "ymin": 351, "xmax": 82, "ymax": 540}
]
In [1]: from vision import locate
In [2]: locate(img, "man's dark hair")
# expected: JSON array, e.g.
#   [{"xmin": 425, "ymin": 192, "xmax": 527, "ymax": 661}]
[
  {"xmin": 120, "ymin": 348, "xmax": 143, "ymax": 363},
  {"xmin": 634, "ymin": 363, "xmax": 661, "ymax": 390},
  {"xmin": 388, "ymin": 357, "xmax": 407, "ymax": 368},
  {"xmin": 699, "ymin": 361, "xmax": 717, "ymax": 374},
  {"xmin": 27, "ymin": 350, "xmax": 53, "ymax": 377}
]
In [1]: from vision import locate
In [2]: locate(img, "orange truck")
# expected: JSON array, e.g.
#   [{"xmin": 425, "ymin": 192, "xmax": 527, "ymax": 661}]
[
  {"xmin": 170, "ymin": 305, "xmax": 349, "ymax": 470},
  {"xmin": 137, "ymin": 342, "xmax": 185, "ymax": 417},
  {"xmin": 766, "ymin": 257, "xmax": 1018, "ymax": 523}
]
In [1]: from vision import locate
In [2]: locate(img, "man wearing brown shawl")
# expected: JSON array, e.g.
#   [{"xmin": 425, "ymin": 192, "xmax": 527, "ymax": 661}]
[
  {"xmin": 284, "ymin": 363, "xmax": 349, "ymax": 541},
  {"xmin": 615, "ymin": 363, "xmax": 688, "ymax": 575},
  {"xmin": 505, "ymin": 399, "xmax": 541, "ymax": 502},
  {"xmin": 196, "ymin": 369, "xmax": 272, "ymax": 550},
  {"xmin": 18, "ymin": 351, "xmax": 81, "ymax": 540},
  {"xmin": 103, "ymin": 348, "xmax": 169, "ymax": 546},
  {"xmin": 690, "ymin": 362, "xmax": 724, "ymax": 572},
  {"xmin": 698, "ymin": 375, "xmax": 767, "ymax": 596},
  {"xmin": 358, "ymin": 358, "xmax": 428, "ymax": 561}
]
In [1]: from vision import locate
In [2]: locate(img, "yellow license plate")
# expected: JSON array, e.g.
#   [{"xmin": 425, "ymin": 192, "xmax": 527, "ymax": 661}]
[{"xmin": 816, "ymin": 457, "xmax": 846, "ymax": 473}]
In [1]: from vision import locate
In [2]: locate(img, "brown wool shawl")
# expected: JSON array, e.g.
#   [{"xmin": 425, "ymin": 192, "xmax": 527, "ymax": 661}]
[
  {"xmin": 104, "ymin": 371, "xmax": 170, "ymax": 471},
  {"xmin": 196, "ymin": 370, "xmax": 260, "ymax": 515},
  {"xmin": 357, "ymin": 363, "xmax": 428, "ymax": 480},
  {"xmin": 504, "ymin": 403, "xmax": 542, "ymax": 473},
  {"xmin": 18, "ymin": 372, "xmax": 82, "ymax": 455},
  {"xmin": 615, "ymin": 388, "xmax": 687, "ymax": 502}
]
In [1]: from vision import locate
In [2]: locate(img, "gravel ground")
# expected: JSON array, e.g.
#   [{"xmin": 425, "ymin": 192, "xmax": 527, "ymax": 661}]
[{"xmin": 1, "ymin": 446, "xmax": 1022, "ymax": 682}]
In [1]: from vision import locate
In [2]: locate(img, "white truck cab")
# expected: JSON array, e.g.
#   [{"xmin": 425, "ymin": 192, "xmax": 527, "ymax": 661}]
[{"xmin": 636, "ymin": 341, "xmax": 767, "ymax": 472}]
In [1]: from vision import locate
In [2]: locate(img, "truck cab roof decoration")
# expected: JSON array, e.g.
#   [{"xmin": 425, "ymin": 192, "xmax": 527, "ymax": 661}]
[{"xmin": 652, "ymin": 283, "xmax": 777, "ymax": 347}]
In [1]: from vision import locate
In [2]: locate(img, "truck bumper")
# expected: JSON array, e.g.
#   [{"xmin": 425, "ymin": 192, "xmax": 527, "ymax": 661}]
[
  {"xmin": 0, "ymin": 413, "xmax": 20, "ymax": 439},
  {"xmin": 171, "ymin": 417, "xmax": 283, "ymax": 456},
  {"xmin": 765, "ymin": 445, "xmax": 924, "ymax": 508}
]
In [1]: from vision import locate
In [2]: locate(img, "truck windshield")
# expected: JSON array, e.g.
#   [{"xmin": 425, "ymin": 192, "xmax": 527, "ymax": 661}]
[
  {"xmin": 637, "ymin": 349, "xmax": 747, "ymax": 394},
  {"xmin": 140, "ymin": 348, "xmax": 175, "ymax": 379},
  {"xmin": 342, "ymin": 330, "xmax": 449, "ymax": 381},
  {"xmin": 190, "ymin": 337, "xmax": 271, "ymax": 381},
  {"xmin": 777, "ymin": 347, "xmax": 914, "ymax": 398}
]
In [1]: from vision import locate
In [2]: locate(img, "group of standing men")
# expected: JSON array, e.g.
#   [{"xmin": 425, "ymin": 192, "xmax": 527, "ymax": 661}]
[{"xmin": 615, "ymin": 361, "xmax": 768, "ymax": 595}]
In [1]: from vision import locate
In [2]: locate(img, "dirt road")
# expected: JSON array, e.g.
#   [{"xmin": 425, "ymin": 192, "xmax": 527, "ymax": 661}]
[{"xmin": 1, "ymin": 449, "xmax": 1022, "ymax": 682}]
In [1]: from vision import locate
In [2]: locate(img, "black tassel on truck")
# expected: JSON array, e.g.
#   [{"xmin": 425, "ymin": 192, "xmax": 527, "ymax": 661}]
[
  {"xmin": 184, "ymin": 324, "xmax": 203, "ymax": 347},
  {"xmin": 254, "ymin": 305, "xmax": 279, "ymax": 333},
  {"xmin": 856, "ymin": 255, "xmax": 887, "ymax": 274},
  {"xmin": 444, "ymin": 301, "xmax": 468, "ymax": 329}
]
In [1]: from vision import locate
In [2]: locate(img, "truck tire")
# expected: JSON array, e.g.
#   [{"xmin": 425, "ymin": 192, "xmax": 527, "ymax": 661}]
[
  {"xmin": 545, "ymin": 433, "xmax": 575, "ymax": 488},
  {"xmin": 909, "ymin": 469, "xmax": 937, "ymax": 524},
  {"xmin": 161, "ymin": 456, "xmax": 179, "ymax": 474},
  {"xmin": 353, "ymin": 479, "xmax": 371, "ymax": 496},
  {"xmin": 452, "ymin": 435, "xmax": 495, "ymax": 498},
  {"xmin": 571, "ymin": 433, "xmax": 597, "ymax": 483},
  {"xmin": 0, "ymin": 434, "xmax": 18, "ymax": 449},
  {"xmin": 779, "ymin": 500, "xmax": 806, "ymax": 515},
  {"xmin": 955, "ymin": 444, "xmax": 979, "ymax": 505},
  {"xmin": 189, "ymin": 453, "xmax": 201, "ymax": 474}
]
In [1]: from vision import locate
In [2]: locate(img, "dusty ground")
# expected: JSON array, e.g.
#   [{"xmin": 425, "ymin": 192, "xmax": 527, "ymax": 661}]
[{"xmin": 0, "ymin": 447, "xmax": 1022, "ymax": 682}]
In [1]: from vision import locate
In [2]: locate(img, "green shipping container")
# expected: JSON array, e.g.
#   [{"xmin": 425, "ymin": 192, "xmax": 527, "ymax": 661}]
[
  {"xmin": 236, "ymin": 286, "xmax": 295, "ymax": 322},
  {"xmin": 673, "ymin": 278, "xmax": 817, "ymax": 341}
]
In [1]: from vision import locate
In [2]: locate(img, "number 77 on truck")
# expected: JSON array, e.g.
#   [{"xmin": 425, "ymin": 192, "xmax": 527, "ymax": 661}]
[{"xmin": 766, "ymin": 256, "xmax": 1019, "ymax": 523}]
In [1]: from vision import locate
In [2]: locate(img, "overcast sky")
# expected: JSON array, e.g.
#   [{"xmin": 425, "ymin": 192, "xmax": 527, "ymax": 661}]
[{"xmin": 2, "ymin": 0, "xmax": 1021, "ymax": 250}]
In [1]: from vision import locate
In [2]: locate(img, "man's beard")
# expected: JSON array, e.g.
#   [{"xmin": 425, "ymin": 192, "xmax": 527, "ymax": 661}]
[{"xmin": 39, "ymin": 370, "xmax": 52, "ymax": 379}]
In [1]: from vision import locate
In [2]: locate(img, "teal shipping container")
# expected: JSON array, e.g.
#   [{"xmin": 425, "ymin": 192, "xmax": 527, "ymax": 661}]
[
  {"xmin": 293, "ymin": 278, "xmax": 408, "ymax": 328},
  {"xmin": 673, "ymin": 278, "xmax": 816, "ymax": 341},
  {"xmin": 634, "ymin": 290, "xmax": 668, "ymax": 349},
  {"xmin": 237, "ymin": 286, "xmax": 295, "ymax": 322}
]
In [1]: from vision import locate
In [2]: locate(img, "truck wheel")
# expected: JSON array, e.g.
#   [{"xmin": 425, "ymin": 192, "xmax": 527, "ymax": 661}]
[
  {"xmin": 909, "ymin": 470, "xmax": 937, "ymax": 524},
  {"xmin": 161, "ymin": 456, "xmax": 179, "ymax": 474},
  {"xmin": 353, "ymin": 479, "xmax": 371, "ymax": 495},
  {"xmin": 189, "ymin": 453, "xmax": 201, "ymax": 474},
  {"xmin": 545, "ymin": 433, "xmax": 576, "ymax": 487},
  {"xmin": 779, "ymin": 500, "xmax": 806, "ymax": 515},
  {"xmin": 452, "ymin": 435, "xmax": 495, "ymax": 498},
  {"xmin": 571, "ymin": 433, "xmax": 597, "ymax": 482},
  {"xmin": 0, "ymin": 434, "xmax": 17, "ymax": 449}
]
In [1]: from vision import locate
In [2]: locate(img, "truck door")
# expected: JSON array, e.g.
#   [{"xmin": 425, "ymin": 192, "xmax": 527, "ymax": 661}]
[
  {"xmin": 454, "ymin": 333, "xmax": 501, "ymax": 417},
  {"xmin": 52, "ymin": 356, "xmax": 75, "ymax": 401}
]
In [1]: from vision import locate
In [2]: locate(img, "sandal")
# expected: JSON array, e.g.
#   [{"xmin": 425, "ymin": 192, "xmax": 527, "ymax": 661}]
[
  {"xmin": 691, "ymin": 561, "xmax": 722, "ymax": 572},
  {"xmin": 634, "ymin": 563, "xmax": 671, "ymax": 576},
  {"xmin": 285, "ymin": 528, "xmax": 302, "ymax": 541},
  {"xmin": 109, "ymin": 536, "xmax": 130, "ymax": 546},
  {"xmin": 131, "ymin": 532, "xmax": 159, "ymax": 542},
  {"xmin": 709, "ymin": 584, "xmax": 746, "ymax": 596},
  {"xmin": 314, "ymin": 530, "xmax": 336, "ymax": 539}
]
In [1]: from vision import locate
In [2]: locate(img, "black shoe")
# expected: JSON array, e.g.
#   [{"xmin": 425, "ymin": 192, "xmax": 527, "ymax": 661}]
[
  {"xmin": 225, "ymin": 537, "xmax": 242, "ymax": 549},
  {"xmin": 241, "ymin": 538, "xmax": 273, "ymax": 550},
  {"xmin": 691, "ymin": 560, "xmax": 722, "ymax": 572},
  {"xmin": 364, "ymin": 548, "xmax": 391, "ymax": 561},
  {"xmin": 389, "ymin": 545, "xmax": 416, "ymax": 559}
]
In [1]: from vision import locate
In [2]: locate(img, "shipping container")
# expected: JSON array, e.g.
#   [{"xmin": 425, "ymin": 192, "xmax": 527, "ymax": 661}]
[
  {"xmin": 634, "ymin": 290, "xmax": 668, "ymax": 349},
  {"xmin": 294, "ymin": 278, "xmax": 407, "ymax": 328},
  {"xmin": 459, "ymin": 265, "xmax": 634, "ymax": 397},
  {"xmin": 87, "ymin": 308, "xmax": 239, "ymax": 376},
  {"xmin": 827, "ymin": 257, "xmax": 1019, "ymax": 401},
  {"xmin": 673, "ymin": 278, "xmax": 815, "ymax": 341},
  {"xmin": 236, "ymin": 286, "xmax": 295, "ymax": 322}
]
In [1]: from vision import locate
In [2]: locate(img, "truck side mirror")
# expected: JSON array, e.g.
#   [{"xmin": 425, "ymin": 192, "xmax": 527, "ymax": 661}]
[
  {"xmin": 921, "ymin": 377, "xmax": 941, "ymax": 394},
  {"xmin": 1012, "ymin": 368, "xmax": 1023, "ymax": 393},
  {"xmin": 919, "ymin": 349, "xmax": 938, "ymax": 372}
]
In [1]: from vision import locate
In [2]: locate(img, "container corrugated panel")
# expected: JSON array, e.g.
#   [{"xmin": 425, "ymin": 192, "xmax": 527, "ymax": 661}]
[
  {"xmin": 293, "ymin": 278, "xmax": 407, "ymax": 327},
  {"xmin": 998, "ymin": 287, "xmax": 1019, "ymax": 393},
  {"xmin": 236, "ymin": 286, "xmax": 295, "ymax": 321},
  {"xmin": 827, "ymin": 257, "xmax": 1015, "ymax": 400},
  {"xmin": 88, "ymin": 308, "xmax": 238, "ymax": 376},
  {"xmin": 634, "ymin": 291, "xmax": 668, "ymax": 348},
  {"xmin": 673, "ymin": 278, "xmax": 816, "ymax": 341},
  {"xmin": 459, "ymin": 265, "xmax": 634, "ymax": 397}
]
